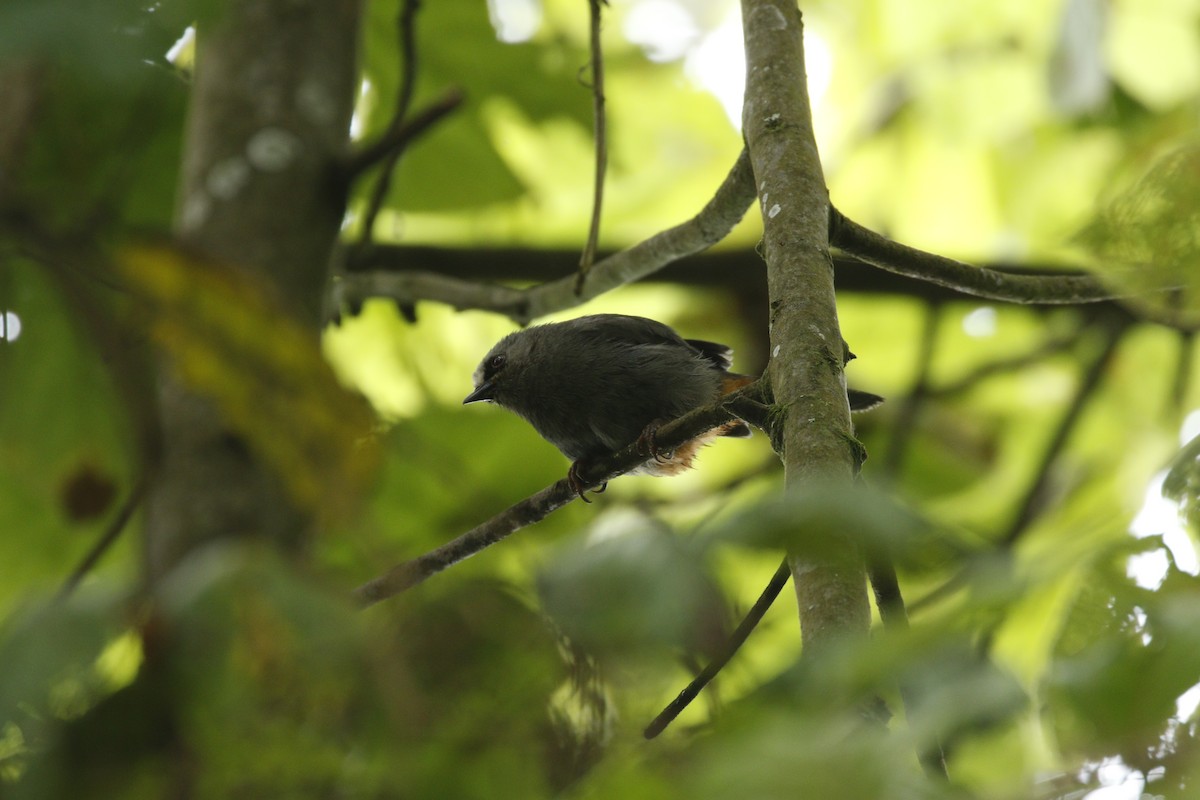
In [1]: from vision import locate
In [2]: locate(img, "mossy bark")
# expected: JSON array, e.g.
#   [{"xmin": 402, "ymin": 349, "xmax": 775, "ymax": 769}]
[{"xmin": 740, "ymin": 0, "xmax": 870, "ymax": 652}]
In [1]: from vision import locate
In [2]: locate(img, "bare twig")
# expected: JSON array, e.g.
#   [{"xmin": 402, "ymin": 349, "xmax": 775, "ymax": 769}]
[
  {"xmin": 911, "ymin": 317, "xmax": 1127, "ymax": 615},
  {"xmin": 332, "ymin": 148, "xmax": 756, "ymax": 325},
  {"xmin": 830, "ymin": 206, "xmax": 1118, "ymax": 305},
  {"xmin": 867, "ymin": 556, "xmax": 949, "ymax": 778},
  {"xmin": 58, "ymin": 476, "xmax": 147, "ymax": 601},
  {"xmin": 999, "ymin": 318, "xmax": 1126, "ymax": 546},
  {"xmin": 645, "ymin": 557, "xmax": 790, "ymax": 739},
  {"xmin": 576, "ymin": 0, "xmax": 608, "ymax": 292},
  {"xmin": 343, "ymin": 87, "xmax": 465, "ymax": 183},
  {"xmin": 1171, "ymin": 331, "xmax": 1195, "ymax": 415},
  {"xmin": 354, "ymin": 381, "xmax": 767, "ymax": 607},
  {"xmin": 392, "ymin": 0, "xmax": 421, "ymax": 125},
  {"xmin": 881, "ymin": 303, "xmax": 942, "ymax": 478},
  {"xmin": 928, "ymin": 330, "xmax": 1082, "ymax": 399},
  {"xmin": 861, "ymin": 302, "xmax": 950, "ymax": 777},
  {"xmin": 354, "ymin": 0, "xmax": 423, "ymax": 247}
]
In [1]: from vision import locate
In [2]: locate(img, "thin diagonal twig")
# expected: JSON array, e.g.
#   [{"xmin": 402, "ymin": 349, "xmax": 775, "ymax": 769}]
[
  {"xmin": 58, "ymin": 476, "xmax": 147, "ymax": 601},
  {"xmin": 644, "ymin": 557, "xmax": 790, "ymax": 739},
  {"xmin": 353, "ymin": 381, "xmax": 767, "ymax": 607}
]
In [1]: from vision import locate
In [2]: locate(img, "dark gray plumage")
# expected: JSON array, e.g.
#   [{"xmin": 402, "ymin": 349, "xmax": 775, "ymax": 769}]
[
  {"xmin": 464, "ymin": 314, "xmax": 752, "ymax": 480},
  {"xmin": 464, "ymin": 314, "xmax": 881, "ymax": 493}
]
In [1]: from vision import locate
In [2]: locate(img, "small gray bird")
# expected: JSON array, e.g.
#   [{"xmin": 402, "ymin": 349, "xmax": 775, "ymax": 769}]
[{"xmin": 464, "ymin": 314, "xmax": 880, "ymax": 498}]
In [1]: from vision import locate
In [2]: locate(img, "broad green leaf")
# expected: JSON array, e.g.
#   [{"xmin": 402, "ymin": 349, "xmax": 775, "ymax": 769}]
[{"xmin": 0, "ymin": 262, "xmax": 134, "ymax": 609}]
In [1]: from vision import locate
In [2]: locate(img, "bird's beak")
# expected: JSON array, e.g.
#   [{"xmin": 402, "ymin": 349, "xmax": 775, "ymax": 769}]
[{"xmin": 463, "ymin": 381, "xmax": 495, "ymax": 404}]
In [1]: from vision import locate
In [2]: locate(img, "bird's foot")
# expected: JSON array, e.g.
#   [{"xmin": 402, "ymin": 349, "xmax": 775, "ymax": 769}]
[
  {"xmin": 567, "ymin": 460, "xmax": 607, "ymax": 502},
  {"xmin": 636, "ymin": 421, "xmax": 674, "ymax": 463}
]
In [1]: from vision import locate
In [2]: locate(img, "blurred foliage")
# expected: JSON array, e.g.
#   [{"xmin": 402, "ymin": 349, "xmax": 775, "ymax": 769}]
[
  {"xmin": 119, "ymin": 243, "xmax": 381, "ymax": 522},
  {"xmin": 3, "ymin": 0, "xmax": 1200, "ymax": 798}
]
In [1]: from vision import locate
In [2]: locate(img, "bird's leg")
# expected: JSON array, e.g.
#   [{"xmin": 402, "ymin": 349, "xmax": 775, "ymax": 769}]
[{"xmin": 567, "ymin": 460, "xmax": 606, "ymax": 502}]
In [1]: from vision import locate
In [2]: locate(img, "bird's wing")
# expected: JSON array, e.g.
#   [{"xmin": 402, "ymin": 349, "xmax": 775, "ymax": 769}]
[
  {"xmin": 683, "ymin": 338, "xmax": 734, "ymax": 371},
  {"xmin": 567, "ymin": 314, "xmax": 733, "ymax": 369}
]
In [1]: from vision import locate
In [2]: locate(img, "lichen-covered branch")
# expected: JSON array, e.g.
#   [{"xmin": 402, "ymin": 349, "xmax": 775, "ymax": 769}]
[
  {"xmin": 741, "ymin": 0, "xmax": 870, "ymax": 651},
  {"xmin": 330, "ymin": 149, "xmax": 756, "ymax": 325},
  {"xmin": 830, "ymin": 207, "xmax": 1115, "ymax": 304}
]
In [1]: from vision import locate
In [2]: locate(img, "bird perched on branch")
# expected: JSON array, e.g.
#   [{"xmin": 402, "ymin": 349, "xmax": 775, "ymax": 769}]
[{"xmin": 464, "ymin": 314, "xmax": 880, "ymax": 499}]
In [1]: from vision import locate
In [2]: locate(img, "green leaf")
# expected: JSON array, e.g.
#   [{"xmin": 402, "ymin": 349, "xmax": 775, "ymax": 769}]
[
  {"xmin": 1079, "ymin": 141, "xmax": 1200, "ymax": 324},
  {"xmin": 0, "ymin": 263, "xmax": 133, "ymax": 609},
  {"xmin": 538, "ymin": 514, "xmax": 728, "ymax": 660},
  {"xmin": 698, "ymin": 480, "xmax": 968, "ymax": 573},
  {"xmin": 355, "ymin": 0, "xmax": 590, "ymax": 211}
]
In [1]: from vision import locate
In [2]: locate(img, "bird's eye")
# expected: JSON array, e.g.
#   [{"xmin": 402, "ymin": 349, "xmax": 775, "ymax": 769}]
[{"xmin": 488, "ymin": 353, "xmax": 506, "ymax": 371}]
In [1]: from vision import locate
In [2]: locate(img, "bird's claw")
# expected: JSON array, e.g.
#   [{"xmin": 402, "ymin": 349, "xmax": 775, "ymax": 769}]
[
  {"xmin": 636, "ymin": 423, "xmax": 674, "ymax": 463},
  {"xmin": 567, "ymin": 461, "xmax": 606, "ymax": 502}
]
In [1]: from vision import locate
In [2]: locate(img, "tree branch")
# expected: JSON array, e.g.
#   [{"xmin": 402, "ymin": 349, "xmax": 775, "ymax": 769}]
[
  {"xmin": 830, "ymin": 206, "xmax": 1116, "ymax": 305},
  {"xmin": 330, "ymin": 148, "xmax": 756, "ymax": 325},
  {"xmin": 644, "ymin": 557, "xmax": 790, "ymax": 739},
  {"xmin": 342, "ymin": 87, "xmax": 465, "ymax": 182},
  {"xmin": 354, "ymin": 381, "xmax": 767, "ymax": 607},
  {"xmin": 910, "ymin": 316, "xmax": 1127, "ymax": 616},
  {"xmin": 880, "ymin": 303, "xmax": 942, "ymax": 478}
]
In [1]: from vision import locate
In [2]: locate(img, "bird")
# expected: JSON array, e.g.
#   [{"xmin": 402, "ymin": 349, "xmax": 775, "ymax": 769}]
[{"xmin": 464, "ymin": 314, "xmax": 880, "ymax": 499}]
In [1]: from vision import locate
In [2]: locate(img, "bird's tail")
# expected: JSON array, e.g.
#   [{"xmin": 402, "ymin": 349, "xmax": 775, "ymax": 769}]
[{"xmin": 718, "ymin": 373, "xmax": 756, "ymax": 438}]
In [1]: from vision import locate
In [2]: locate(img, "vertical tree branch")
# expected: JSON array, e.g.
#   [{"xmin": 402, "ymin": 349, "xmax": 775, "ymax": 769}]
[
  {"xmin": 355, "ymin": 0, "xmax": 421, "ymax": 248},
  {"xmin": 881, "ymin": 303, "xmax": 942, "ymax": 478},
  {"xmin": 577, "ymin": 0, "xmax": 608, "ymax": 290},
  {"xmin": 740, "ymin": 0, "xmax": 869, "ymax": 651}
]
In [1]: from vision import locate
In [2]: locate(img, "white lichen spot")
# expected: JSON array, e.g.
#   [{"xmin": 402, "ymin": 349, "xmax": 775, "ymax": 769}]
[
  {"xmin": 180, "ymin": 192, "xmax": 211, "ymax": 231},
  {"xmin": 768, "ymin": 203, "xmax": 782, "ymax": 219},
  {"xmin": 296, "ymin": 82, "xmax": 336, "ymax": 126},
  {"xmin": 247, "ymin": 127, "xmax": 302, "ymax": 172},
  {"xmin": 807, "ymin": 323, "xmax": 826, "ymax": 340},
  {"xmin": 206, "ymin": 157, "xmax": 250, "ymax": 199},
  {"xmin": 772, "ymin": 344, "xmax": 781, "ymax": 358},
  {"xmin": 751, "ymin": 5, "xmax": 787, "ymax": 31},
  {"xmin": 759, "ymin": 180, "xmax": 767, "ymax": 190},
  {"xmin": 764, "ymin": 112, "xmax": 781, "ymax": 124}
]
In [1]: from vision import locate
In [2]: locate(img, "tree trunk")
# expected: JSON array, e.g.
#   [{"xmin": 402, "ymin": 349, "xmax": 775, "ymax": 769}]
[{"xmin": 145, "ymin": 0, "xmax": 360, "ymax": 577}]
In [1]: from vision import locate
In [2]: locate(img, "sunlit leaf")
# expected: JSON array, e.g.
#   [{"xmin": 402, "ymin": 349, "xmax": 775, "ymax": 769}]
[
  {"xmin": 0, "ymin": 262, "xmax": 134, "ymax": 609},
  {"xmin": 538, "ymin": 514, "xmax": 728, "ymax": 661},
  {"xmin": 1079, "ymin": 142, "xmax": 1200, "ymax": 324}
]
